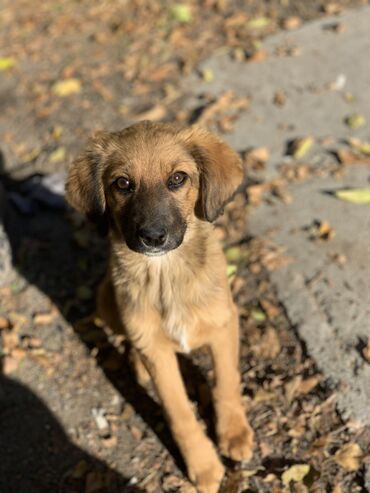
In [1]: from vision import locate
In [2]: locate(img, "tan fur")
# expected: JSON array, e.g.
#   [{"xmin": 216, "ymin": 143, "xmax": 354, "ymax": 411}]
[{"xmin": 66, "ymin": 122, "xmax": 254, "ymax": 493}]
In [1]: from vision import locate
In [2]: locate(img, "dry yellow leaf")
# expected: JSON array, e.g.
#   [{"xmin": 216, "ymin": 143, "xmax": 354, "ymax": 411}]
[
  {"xmin": 281, "ymin": 464, "xmax": 310, "ymax": 485},
  {"xmin": 345, "ymin": 113, "xmax": 366, "ymax": 129},
  {"xmin": 335, "ymin": 188, "xmax": 370, "ymax": 204},
  {"xmin": 0, "ymin": 57, "xmax": 16, "ymax": 71},
  {"xmin": 52, "ymin": 78, "xmax": 82, "ymax": 97},
  {"xmin": 290, "ymin": 136, "xmax": 314, "ymax": 159},
  {"xmin": 334, "ymin": 443, "xmax": 362, "ymax": 471}
]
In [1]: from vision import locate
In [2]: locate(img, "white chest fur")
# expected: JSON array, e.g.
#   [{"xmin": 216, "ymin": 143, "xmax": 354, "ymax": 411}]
[{"xmin": 146, "ymin": 255, "xmax": 194, "ymax": 353}]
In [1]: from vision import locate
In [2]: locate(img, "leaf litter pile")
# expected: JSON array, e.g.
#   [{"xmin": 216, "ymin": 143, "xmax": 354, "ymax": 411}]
[{"xmin": 1, "ymin": 1, "xmax": 370, "ymax": 493}]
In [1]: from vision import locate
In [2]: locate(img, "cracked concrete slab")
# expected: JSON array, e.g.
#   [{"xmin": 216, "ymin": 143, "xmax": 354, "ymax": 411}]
[{"xmin": 187, "ymin": 6, "xmax": 370, "ymax": 429}]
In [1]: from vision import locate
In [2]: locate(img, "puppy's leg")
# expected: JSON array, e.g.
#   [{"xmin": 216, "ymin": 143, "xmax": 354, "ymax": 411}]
[
  {"xmin": 129, "ymin": 347, "xmax": 151, "ymax": 387},
  {"xmin": 96, "ymin": 274, "xmax": 124, "ymax": 334},
  {"xmin": 97, "ymin": 276, "xmax": 151, "ymax": 384},
  {"xmin": 210, "ymin": 308, "xmax": 254, "ymax": 461},
  {"xmin": 142, "ymin": 345, "xmax": 224, "ymax": 493}
]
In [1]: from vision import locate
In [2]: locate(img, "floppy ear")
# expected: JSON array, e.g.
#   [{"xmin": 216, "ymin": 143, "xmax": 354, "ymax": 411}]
[
  {"xmin": 65, "ymin": 131, "xmax": 109, "ymax": 218},
  {"xmin": 180, "ymin": 127, "xmax": 244, "ymax": 222}
]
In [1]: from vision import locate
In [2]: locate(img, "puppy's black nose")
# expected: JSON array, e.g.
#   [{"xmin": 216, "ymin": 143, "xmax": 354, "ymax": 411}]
[{"xmin": 138, "ymin": 227, "xmax": 168, "ymax": 248}]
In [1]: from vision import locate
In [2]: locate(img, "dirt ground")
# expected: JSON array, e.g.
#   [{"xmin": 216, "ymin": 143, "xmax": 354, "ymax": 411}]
[{"xmin": 1, "ymin": 1, "xmax": 370, "ymax": 492}]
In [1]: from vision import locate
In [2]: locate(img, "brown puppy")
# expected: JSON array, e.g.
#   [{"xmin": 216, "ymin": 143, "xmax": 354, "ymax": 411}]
[{"xmin": 66, "ymin": 121, "xmax": 254, "ymax": 493}]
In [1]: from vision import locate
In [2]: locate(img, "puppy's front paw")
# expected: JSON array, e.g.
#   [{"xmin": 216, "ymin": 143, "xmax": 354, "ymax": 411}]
[
  {"xmin": 218, "ymin": 408, "xmax": 254, "ymax": 462},
  {"xmin": 189, "ymin": 458, "xmax": 224, "ymax": 493},
  {"xmin": 187, "ymin": 441, "xmax": 224, "ymax": 493}
]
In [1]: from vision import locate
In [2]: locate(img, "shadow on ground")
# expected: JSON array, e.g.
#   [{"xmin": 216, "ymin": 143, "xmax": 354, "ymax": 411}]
[{"xmin": 0, "ymin": 373, "xmax": 145, "ymax": 493}]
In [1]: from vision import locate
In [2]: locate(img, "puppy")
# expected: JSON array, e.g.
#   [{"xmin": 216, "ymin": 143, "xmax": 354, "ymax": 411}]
[{"xmin": 66, "ymin": 121, "xmax": 254, "ymax": 493}]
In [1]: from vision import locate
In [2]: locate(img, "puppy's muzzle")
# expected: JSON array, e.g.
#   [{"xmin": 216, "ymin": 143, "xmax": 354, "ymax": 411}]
[{"xmin": 138, "ymin": 226, "xmax": 168, "ymax": 249}]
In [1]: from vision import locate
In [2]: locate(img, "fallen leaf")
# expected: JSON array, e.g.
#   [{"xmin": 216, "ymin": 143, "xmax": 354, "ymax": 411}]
[
  {"xmin": 345, "ymin": 113, "xmax": 366, "ymax": 129},
  {"xmin": 195, "ymin": 91, "xmax": 249, "ymax": 126},
  {"xmin": 289, "ymin": 136, "xmax": 314, "ymax": 159},
  {"xmin": 51, "ymin": 126, "xmax": 63, "ymax": 140},
  {"xmin": 260, "ymin": 299, "xmax": 280, "ymax": 319},
  {"xmin": 259, "ymin": 327, "xmax": 281, "ymax": 358},
  {"xmin": 227, "ymin": 264, "xmax": 237, "ymax": 278},
  {"xmin": 348, "ymin": 138, "xmax": 370, "ymax": 156},
  {"xmin": 247, "ymin": 183, "xmax": 268, "ymax": 205},
  {"xmin": 323, "ymin": 3, "xmax": 342, "ymax": 14},
  {"xmin": 247, "ymin": 48, "xmax": 268, "ymax": 62},
  {"xmin": 129, "ymin": 425, "xmax": 143, "ymax": 441},
  {"xmin": 244, "ymin": 147, "xmax": 270, "ymax": 170},
  {"xmin": 362, "ymin": 338, "xmax": 370, "ymax": 363},
  {"xmin": 200, "ymin": 67, "xmax": 214, "ymax": 82},
  {"xmin": 250, "ymin": 308, "xmax": 266, "ymax": 322},
  {"xmin": 335, "ymin": 188, "xmax": 370, "ymax": 204},
  {"xmin": 170, "ymin": 4, "xmax": 192, "ymax": 23},
  {"xmin": 335, "ymin": 148, "xmax": 364, "ymax": 165},
  {"xmin": 273, "ymin": 90, "xmax": 287, "ymax": 106},
  {"xmin": 334, "ymin": 443, "xmax": 362, "ymax": 471},
  {"xmin": 20, "ymin": 147, "xmax": 41, "ymax": 164},
  {"xmin": 132, "ymin": 104, "xmax": 167, "ymax": 121},
  {"xmin": 297, "ymin": 375, "xmax": 320, "ymax": 394},
  {"xmin": 248, "ymin": 17, "xmax": 271, "ymax": 29},
  {"xmin": 285, "ymin": 376, "xmax": 302, "ymax": 402},
  {"xmin": 282, "ymin": 464, "xmax": 310, "ymax": 485},
  {"xmin": 332, "ymin": 485, "xmax": 343, "ymax": 493},
  {"xmin": 309, "ymin": 220, "xmax": 336, "ymax": 240},
  {"xmin": 52, "ymin": 78, "xmax": 82, "ymax": 97},
  {"xmin": 49, "ymin": 147, "xmax": 66, "ymax": 163},
  {"xmin": 224, "ymin": 246, "xmax": 249, "ymax": 263},
  {"xmin": 0, "ymin": 57, "xmax": 16, "ymax": 70},
  {"xmin": 33, "ymin": 311, "xmax": 57, "ymax": 326},
  {"xmin": 282, "ymin": 16, "xmax": 302, "ymax": 30},
  {"xmin": 0, "ymin": 316, "xmax": 10, "ymax": 330}
]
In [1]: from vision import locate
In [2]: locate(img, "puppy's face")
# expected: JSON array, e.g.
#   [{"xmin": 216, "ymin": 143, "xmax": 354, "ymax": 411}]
[{"xmin": 66, "ymin": 122, "xmax": 243, "ymax": 256}]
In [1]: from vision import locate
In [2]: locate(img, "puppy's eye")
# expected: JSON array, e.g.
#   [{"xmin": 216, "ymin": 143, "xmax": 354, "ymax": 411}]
[
  {"xmin": 168, "ymin": 172, "xmax": 188, "ymax": 190},
  {"xmin": 115, "ymin": 176, "xmax": 133, "ymax": 192}
]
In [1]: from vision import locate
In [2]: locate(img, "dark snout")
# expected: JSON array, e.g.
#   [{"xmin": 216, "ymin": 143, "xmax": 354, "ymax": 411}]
[
  {"xmin": 120, "ymin": 187, "xmax": 187, "ymax": 256},
  {"xmin": 138, "ymin": 226, "xmax": 168, "ymax": 249}
]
